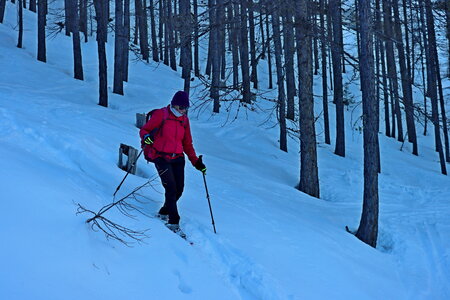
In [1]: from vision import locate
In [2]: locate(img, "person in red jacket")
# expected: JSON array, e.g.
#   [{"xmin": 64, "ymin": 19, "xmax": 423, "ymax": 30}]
[{"xmin": 140, "ymin": 91, "xmax": 206, "ymax": 233}]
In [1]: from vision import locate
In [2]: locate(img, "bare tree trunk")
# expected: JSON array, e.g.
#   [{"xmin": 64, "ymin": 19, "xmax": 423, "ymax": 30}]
[
  {"xmin": 149, "ymin": 0, "xmax": 159, "ymax": 61},
  {"xmin": 94, "ymin": 0, "xmax": 108, "ymax": 107},
  {"xmin": 283, "ymin": 0, "xmax": 296, "ymax": 121},
  {"xmin": 330, "ymin": 0, "xmax": 345, "ymax": 157},
  {"xmin": 271, "ymin": 0, "xmax": 287, "ymax": 152},
  {"xmin": 134, "ymin": 1, "xmax": 139, "ymax": 45},
  {"xmin": 0, "ymin": 0, "xmax": 6, "ymax": 24},
  {"xmin": 296, "ymin": 0, "xmax": 320, "ymax": 198},
  {"xmin": 380, "ymin": 41, "xmax": 390, "ymax": 137},
  {"xmin": 167, "ymin": 0, "xmax": 177, "ymax": 70},
  {"xmin": 80, "ymin": 0, "xmax": 88, "ymax": 42},
  {"xmin": 424, "ymin": 0, "xmax": 447, "ymax": 174},
  {"xmin": 70, "ymin": 0, "xmax": 84, "ymax": 80},
  {"xmin": 435, "ymin": 39, "xmax": 450, "ymax": 162},
  {"xmin": 180, "ymin": 0, "xmax": 192, "ymax": 93},
  {"xmin": 218, "ymin": 0, "xmax": 226, "ymax": 80},
  {"xmin": 320, "ymin": 0, "xmax": 330, "ymax": 144},
  {"xmin": 65, "ymin": 0, "xmax": 71, "ymax": 36},
  {"xmin": 193, "ymin": 0, "xmax": 200, "ymax": 76},
  {"xmin": 18, "ymin": 0, "xmax": 24, "ymax": 48},
  {"xmin": 231, "ymin": 0, "xmax": 240, "ymax": 89},
  {"xmin": 265, "ymin": 2, "xmax": 273, "ymax": 89},
  {"xmin": 356, "ymin": 0, "xmax": 379, "ymax": 248},
  {"xmin": 375, "ymin": 0, "xmax": 390, "ymax": 137},
  {"xmin": 123, "ymin": 0, "xmax": 130, "ymax": 81},
  {"xmin": 159, "ymin": 0, "xmax": 164, "ymax": 60},
  {"xmin": 447, "ymin": 0, "xmax": 450, "ymax": 77},
  {"xmin": 211, "ymin": 0, "xmax": 221, "ymax": 112},
  {"xmin": 113, "ymin": 0, "xmax": 125, "ymax": 94},
  {"xmin": 205, "ymin": 0, "xmax": 213, "ymax": 76},
  {"xmin": 240, "ymin": 0, "xmax": 251, "ymax": 103},
  {"xmin": 392, "ymin": 0, "xmax": 417, "ymax": 154},
  {"xmin": 249, "ymin": 0, "xmax": 258, "ymax": 88},
  {"xmin": 259, "ymin": 0, "xmax": 265, "ymax": 59},
  {"xmin": 136, "ymin": 0, "xmax": 149, "ymax": 61},
  {"xmin": 29, "ymin": 0, "xmax": 36, "ymax": 12},
  {"xmin": 383, "ymin": 0, "xmax": 403, "ymax": 142},
  {"xmin": 37, "ymin": 0, "xmax": 46, "ymax": 62}
]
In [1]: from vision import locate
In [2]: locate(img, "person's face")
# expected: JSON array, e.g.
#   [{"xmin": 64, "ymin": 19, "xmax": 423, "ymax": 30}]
[{"xmin": 174, "ymin": 105, "xmax": 188, "ymax": 115}]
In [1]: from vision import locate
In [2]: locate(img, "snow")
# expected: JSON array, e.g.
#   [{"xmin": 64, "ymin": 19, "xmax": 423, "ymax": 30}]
[{"xmin": 1, "ymin": 3, "xmax": 450, "ymax": 299}]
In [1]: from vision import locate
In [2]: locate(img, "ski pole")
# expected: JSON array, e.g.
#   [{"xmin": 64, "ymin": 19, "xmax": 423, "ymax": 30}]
[
  {"xmin": 202, "ymin": 172, "xmax": 217, "ymax": 234},
  {"xmin": 113, "ymin": 148, "xmax": 144, "ymax": 197}
]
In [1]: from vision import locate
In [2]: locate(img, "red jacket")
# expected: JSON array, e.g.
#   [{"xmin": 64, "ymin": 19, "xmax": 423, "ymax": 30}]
[{"xmin": 140, "ymin": 106, "xmax": 198, "ymax": 165}]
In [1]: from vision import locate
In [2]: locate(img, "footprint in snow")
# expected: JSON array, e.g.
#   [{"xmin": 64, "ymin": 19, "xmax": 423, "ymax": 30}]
[{"xmin": 173, "ymin": 270, "xmax": 192, "ymax": 294}]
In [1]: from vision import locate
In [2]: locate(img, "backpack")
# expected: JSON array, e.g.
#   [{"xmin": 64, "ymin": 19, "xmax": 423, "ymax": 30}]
[{"xmin": 145, "ymin": 106, "xmax": 188, "ymax": 136}]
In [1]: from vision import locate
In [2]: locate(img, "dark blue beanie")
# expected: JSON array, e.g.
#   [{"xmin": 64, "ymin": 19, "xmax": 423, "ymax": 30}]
[{"xmin": 171, "ymin": 91, "xmax": 190, "ymax": 107}]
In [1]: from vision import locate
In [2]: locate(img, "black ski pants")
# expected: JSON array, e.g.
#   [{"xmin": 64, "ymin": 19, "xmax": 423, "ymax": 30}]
[{"xmin": 154, "ymin": 157, "xmax": 185, "ymax": 224}]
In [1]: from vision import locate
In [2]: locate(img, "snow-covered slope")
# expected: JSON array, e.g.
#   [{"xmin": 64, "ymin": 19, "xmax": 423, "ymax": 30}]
[{"xmin": 1, "ymin": 3, "xmax": 450, "ymax": 299}]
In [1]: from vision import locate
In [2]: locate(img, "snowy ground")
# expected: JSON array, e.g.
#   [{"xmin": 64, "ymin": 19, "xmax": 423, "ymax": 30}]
[{"xmin": 1, "ymin": 4, "xmax": 450, "ymax": 300}]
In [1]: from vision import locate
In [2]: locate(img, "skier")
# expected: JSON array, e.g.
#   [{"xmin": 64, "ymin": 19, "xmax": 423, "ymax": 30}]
[{"xmin": 140, "ymin": 91, "xmax": 206, "ymax": 234}]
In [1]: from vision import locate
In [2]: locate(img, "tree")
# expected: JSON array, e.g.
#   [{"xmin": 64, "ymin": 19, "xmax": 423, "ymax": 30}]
[
  {"xmin": 296, "ymin": 0, "xmax": 320, "ymax": 198},
  {"xmin": 0, "ymin": 0, "xmax": 5, "ymax": 24},
  {"xmin": 70, "ymin": 0, "xmax": 84, "ymax": 80},
  {"xmin": 149, "ymin": 0, "xmax": 159, "ymax": 62},
  {"xmin": 355, "ymin": 0, "xmax": 379, "ymax": 248},
  {"xmin": 179, "ymin": 0, "xmax": 192, "ymax": 93},
  {"xmin": 271, "ymin": 0, "xmax": 287, "ymax": 152},
  {"xmin": 18, "ymin": 0, "xmax": 24, "ymax": 48},
  {"xmin": 94, "ymin": 0, "xmax": 108, "ymax": 107},
  {"xmin": 113, "ymin": 0, "xmax": 125, "ymax": 95},
  {"xmin": 239, "ymin": 0, "xmax": 252, "ymax": 103},
  {"xmin": 320, "ymin": 0, "xmax": 330, "ymax": 144},
  {"xmin": 330, "ymin": 0, "xmax": 345, "ymax": 157},
  {"xmin": 392, "ymin": 0, "xmax": 417, "ymax": 154},
  {"xmin": 37, "ymin": 0, "xmax": 47, "ymax": 62},
  {"xmin": 211, "ymin": 0, "xmax": 221, "ymax": 112},
  {"xmin": 283, "ymin": 0, "xmax": 296, "ymax": 121},
  {"xmin": 424, "ymin": 0, "xmax": 447, "ymax": 174}
]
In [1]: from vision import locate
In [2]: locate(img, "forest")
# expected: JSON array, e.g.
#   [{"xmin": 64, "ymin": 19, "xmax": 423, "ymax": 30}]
[{"xmin": 0, "ymin": 0, "xmax": 449, "ymax": 248}]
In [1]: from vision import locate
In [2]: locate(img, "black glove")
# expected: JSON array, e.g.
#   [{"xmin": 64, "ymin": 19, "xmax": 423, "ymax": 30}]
[
  {"xmin": 143, "ymin": 133, "xmax": 154, "ymax": 145},
  {"xmin": 195, "ymin": 156, "xmax": 207, "ymax": 174}
]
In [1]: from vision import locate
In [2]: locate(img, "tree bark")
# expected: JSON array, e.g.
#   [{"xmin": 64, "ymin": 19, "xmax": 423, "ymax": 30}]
[
  {"xmin": 383, "ymin": 0, "xmax": 403, "ymax": 141},
  {"xmin": 296, "ymin": 0, "xmax": 320, "ymax": 198},
  {"xmin": 113, "ymin": 0, "xmax": 125, "ymax": 94},
  {"xmin": 0, "ymin": 0, "xmax": 5, "ymax": 24},
  {"xmin": 271, "ymin": 0, "xmax": 287, "ymax": 152},
  {"xmin": 392, "ymin": 0, "xmax": 417, "ymax": 154},
  {"xmin": 239, "ymin": 0, "xmax": 251, "ymax": 103},
  {"xmin": 180, "ymin": 0, "xmax": 192, "ymax": 93},
  {"xmin": 167, "ymin": 0, "xmax": 177, "ymax": 70},
  {"xmin": 424, "ymin": 0, "xmax": 447, "ymax": 174},
  {"xmin": 265, "ymin": 2, "xmax": 273, "ymax": 89},
  {"xmin": 211, "ymin": 0, "xmax": 221, "ymax": 112},
  {"xmin": 356, "ymin": 0, "xmax": 379, "ymax": 248},
  {"xmin": 193, "ymin": 0, "xmax": 200, "ymax": 76},
  {"xmin": 70, "ymin": 0, "xmax": 84, "ymax": 80},
  {"xmin": 320, "ymin": 0, "xmax": 330, "ymax": 144},
  {"xmin": 37, "ymin": 0, "xmax": 46, "ymax": 62},
  {"xmin": 283, "ymin": 0, "xmax": 296, "ymax": 121},
  {"xmin": 248, "ymin": 0, "xmax": 258, "ymax": 88},
  {"xmin": 123, "ymin": 0, "xmax": 130, "ymax": 81},
  {"xmin": 94, "ymin": 0, "xmax": 108, "ymax": 107},
  {"xmin": 149, "ymin": 0, "xmax": 159, "ymax": 62},
  {"xmin": 80, "ymin": 0, "xmax": 88, "ymax": 42},
  {"xmin": 330, "ymin": 0, "xmax": 345, "ymax": 157},
  {"xmin": 29, "ymin": 0, "xmax": 36, "ymax": 12},
  {"xmin": 18, "ymin": 0, "xmax": 24, "ymax": 48}
]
